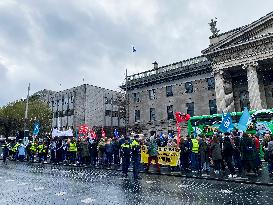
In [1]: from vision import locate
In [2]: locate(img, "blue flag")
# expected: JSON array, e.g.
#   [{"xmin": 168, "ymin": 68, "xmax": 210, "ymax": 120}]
[
  {"xmin": 114, "ymin": 129, "xmax": 119, "ymax": 138},
  {"xmin": 33, "ymin": 122, "xmax": 40, "ymax": 135},
  {"xmin": 159, "ymin": 132, "xmax": 164, "ymax": 141},
  {"xmin": 168, "ymin": 133, "xmax": 173, "ymax": 139},
  {"xmin": 219, "ymin": 112, "xmax": 234, "ymax": 132},
  {"xmin": 238, "ymin": 107, "xmax": 251, "ymax": 132},
  {"xmin": 132, "ymin": 46, "xmax": 136, "ymax": 52}
]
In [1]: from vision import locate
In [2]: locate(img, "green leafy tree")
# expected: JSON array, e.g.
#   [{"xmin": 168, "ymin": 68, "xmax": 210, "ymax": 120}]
[{"xmin": 0, "ymin": 98, "xmax": 52, "ymax": 138}]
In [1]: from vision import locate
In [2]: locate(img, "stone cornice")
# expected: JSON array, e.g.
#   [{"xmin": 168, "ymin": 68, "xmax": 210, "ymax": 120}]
[
  {"xmin": 207, "ymin": 34, "xmax": 273, "ymax": 58},
  {"xmin": 203, "ymin": 12, "xmax": 273, "ymax": 54}
]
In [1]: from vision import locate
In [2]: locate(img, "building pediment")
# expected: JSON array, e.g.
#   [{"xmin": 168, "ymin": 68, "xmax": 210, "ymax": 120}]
[{"xmin": 202, "ymin": 11, "xmax": 273, "ymax": 55}]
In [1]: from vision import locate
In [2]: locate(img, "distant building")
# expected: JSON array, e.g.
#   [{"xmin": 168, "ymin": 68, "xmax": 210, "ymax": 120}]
[
  {"xmin": 37, "ymin": 84, "xmax": 125, "ymax": 133},
  {"xmin": 122, "ymin": 11, "xmax": 273, "ymax": 136}
]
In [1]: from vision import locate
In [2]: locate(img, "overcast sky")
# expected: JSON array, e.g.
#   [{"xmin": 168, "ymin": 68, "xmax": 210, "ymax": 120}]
[{"xmin": 0, "ymin": 0, "xmax": 272, "ymax": 105}]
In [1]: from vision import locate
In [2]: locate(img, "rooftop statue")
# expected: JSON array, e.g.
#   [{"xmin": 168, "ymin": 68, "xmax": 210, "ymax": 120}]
[{"xmin": 209, "ymin": 18, "xmax": 220, "ymax": 37}]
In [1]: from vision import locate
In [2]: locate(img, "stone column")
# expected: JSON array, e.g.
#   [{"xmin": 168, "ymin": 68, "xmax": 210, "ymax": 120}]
[
  {"xmin": 214, "ymin": 69, "xmax": 226, "ymax": 113},
  {"xmin": 244, "ymin": 62, "xmax": 263, "ymax": 110}
]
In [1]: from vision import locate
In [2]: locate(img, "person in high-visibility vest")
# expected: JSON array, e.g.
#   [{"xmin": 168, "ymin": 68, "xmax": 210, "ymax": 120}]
[
  {"xmin": 37, "ymin": 141, "xmax": 47, "ymax": 163},
  {"xmin": 29, "ymin": 142, "xmax": 37, "ymax": 162},
  {"xmin": 121, "ymin": 138, "xmax": 131, "ymax": 177},
  {"xmin": 131, "ymin": 135, "xmax": 141, "ymax": 179},
  {"xmin": 68, "ymin": 138, "xmax": 77, "ymax": 164},
  {"xmin": 190, "ymin": 136, "xmax": 201, "ymax": 173},
  {"xmin": 12, "ymin": 142, "xmax": 20, "ymax": 160}
]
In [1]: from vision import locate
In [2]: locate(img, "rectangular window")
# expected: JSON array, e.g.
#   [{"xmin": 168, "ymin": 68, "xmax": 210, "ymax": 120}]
[
  {"xmin": 105, "ymin": 110, "xmax": 111, "ymax": 116},
  {"xmin": 133, "ymin": 93, "xmax": 140, "ymax": 103},
  {"xmin": 166, "ymin": 86, "xmax": 173, "ymax": 97},
  {"xmin": 150, "ymin": 108, "xmax": 156, "ymax": 121},
  {"xmin": 186, "ymin": 102, "xmax": 194, "ymax": 116},
  {"xmin": 207, "ymin": 77, "xmax": 215, "ymax": 90},
  {"xmin": 167, "ymin": 105, "xmax": 174, "ymax": 120},
  {"xmin": 185, "ymin": 82, "xmax": 193, "ymax": 93},
  {"xmin": 135, "ymin": 110, "xmax": 140, "ymax": 122},
  {"xmin": 148, "ymin": 89, "xmax": 156, "ymax": 100},
  {"xmin": 209, "ymin": 99, "xmax": 217, "ymax": 115},
  {"xmin": 112, "ymin": 111, "xmax": 118, "ymax": 117}
]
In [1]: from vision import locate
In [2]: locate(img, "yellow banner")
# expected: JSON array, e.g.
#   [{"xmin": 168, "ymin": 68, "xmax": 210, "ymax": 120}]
[{"xmin": 141, "ymin": 146, "xmax": 180, "ymax": 166}]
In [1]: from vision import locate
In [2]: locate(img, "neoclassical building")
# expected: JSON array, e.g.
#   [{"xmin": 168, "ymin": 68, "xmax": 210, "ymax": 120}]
[
  {"xmin": 202, "ymin": 11, "xmax": 273, "ymax": 113},
  {"xmin": 123, "ymin": 11, "xmax": 273, "ymax": 136}
]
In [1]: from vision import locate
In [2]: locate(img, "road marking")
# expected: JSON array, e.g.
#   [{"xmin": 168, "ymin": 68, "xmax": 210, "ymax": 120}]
[
  {"xmin": 178, "ymin": 184, "xmax": 190, "ymax": 188},
  {"xmin": 219, "ymin": 189, "xmax": 233, "ymax": 194},
  {"xmin": 146, "ymin": 181, "xmax": 156, "ymax": 184},
  {"xmin": 34, "ymin": 187, "xmax": 44, "ymax": 191},
  {"xmin": 5, "ymin": 179, "xmax": 15, "ymax": 182},
  {"xmin": 18, "ymin": 182, "xmax": 29, "ymax": 186},
  {"xmin": 81, "ymin": 197, "xmax": 95, "ymax": 204},
  {"xmin": 55, "ymin": 192, "xmax": 66, "ymax": 196}
]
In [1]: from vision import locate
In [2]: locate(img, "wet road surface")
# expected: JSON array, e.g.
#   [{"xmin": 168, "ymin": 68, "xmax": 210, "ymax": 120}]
[{"xmin": 0, "ymin": 162, "xmax": 273, "ymax": 205}]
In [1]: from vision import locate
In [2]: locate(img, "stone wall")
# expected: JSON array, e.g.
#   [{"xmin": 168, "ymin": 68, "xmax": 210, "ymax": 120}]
[{"xmin": 128, "ymin": 72, "xmax": 216, "ymax": 136}]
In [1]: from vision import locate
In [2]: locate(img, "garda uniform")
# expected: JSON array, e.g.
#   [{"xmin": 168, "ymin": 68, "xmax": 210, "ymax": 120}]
[
  {"xmin": 29, "ymin": 143, "xmax": 37, "ymax": 162},
  {"xmin": 131, "ymin": 136, "xmax": 141, "ymax": 179},
  {"xmin": 12, "ymin": 142, "xmax": 20, "ymax": 160},
  {"xmin": 38, "ymin": 143, "xmax": 47, "ymax": 162},
  {"xmin": 121, "ymin": 142, "xmax": 131, "ymax": 176}
]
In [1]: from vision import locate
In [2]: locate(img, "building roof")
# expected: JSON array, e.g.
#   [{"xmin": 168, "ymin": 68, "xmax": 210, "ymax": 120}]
[{"xmin": 121, "ymin": 56, "xmax": 211, "ymax": 90}]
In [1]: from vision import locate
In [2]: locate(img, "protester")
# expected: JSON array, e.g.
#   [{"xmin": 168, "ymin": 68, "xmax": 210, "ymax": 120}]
[
  {"xmin": 211, "ymin": 135, "xmax": 222, "ymax": 175},
  {"xmin": 146, "ymin": 135, "xmax": 160, "ymax": 173},
  {"xmin": 267, "ymin": 135, "xmax": 273, "ymax": 177}
]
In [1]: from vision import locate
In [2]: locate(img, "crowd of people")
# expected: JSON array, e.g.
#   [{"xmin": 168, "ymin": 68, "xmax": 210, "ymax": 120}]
[{"xmin": 1, "ymin": 130, "xmax": 273, "ymax": 179}]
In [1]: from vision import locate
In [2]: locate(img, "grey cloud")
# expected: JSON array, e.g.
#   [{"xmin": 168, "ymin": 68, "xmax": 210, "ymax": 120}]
[{"xmin": 0, "ymin": 0, "xmax": 272, "ymax": 105}]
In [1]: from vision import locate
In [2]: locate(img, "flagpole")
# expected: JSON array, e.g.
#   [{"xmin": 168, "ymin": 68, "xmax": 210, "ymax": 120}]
[
  {"xmin": 23, "ymin": 83, "xmax": 30, "ymax": 144},
  {"xmin": 125, "ymin": 68, "xmax": 129, "ymax": 136}
]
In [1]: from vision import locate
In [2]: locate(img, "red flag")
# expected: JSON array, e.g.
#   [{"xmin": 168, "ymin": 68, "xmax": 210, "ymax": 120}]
[
  {"xmin": 175, "ymin": 112, "xmax": 190, "ymax": 123},
  {"xmin": 101, "ymin": 128, "xmax": 106, "ymax": 138}
]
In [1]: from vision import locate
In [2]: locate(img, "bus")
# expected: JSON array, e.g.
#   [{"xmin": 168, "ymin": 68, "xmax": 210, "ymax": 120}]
[{"xmin": 187, "ymin": 109, "xmax": 273, "ymax": 136}]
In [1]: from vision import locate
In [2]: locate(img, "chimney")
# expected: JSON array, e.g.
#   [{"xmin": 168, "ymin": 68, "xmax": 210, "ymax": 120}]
[{"xmin": 152, "ymin": 61, "xmax": 158, "ymax": 69}]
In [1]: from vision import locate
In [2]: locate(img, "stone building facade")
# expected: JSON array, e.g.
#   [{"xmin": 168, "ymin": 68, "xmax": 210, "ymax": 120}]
[
  {"xmin": 123, "ymin": 11, "xmax": 273, "ymax": 136},
  {"xmin": 123, "ymin": 57, "xmax": 217, "ymax": 136},
  {"xmin": 203, "ymin": 11, "xmax": 273, "ymax": 113},
  {"xmin": 39, "ymin": 84, "xmax": 125, "ymax": 131}
]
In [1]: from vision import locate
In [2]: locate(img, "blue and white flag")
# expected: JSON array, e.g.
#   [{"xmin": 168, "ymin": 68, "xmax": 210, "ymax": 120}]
[
  {"xmin": 159, "ymin": 132, "xmax": 164, "ymax": 141},
  {"xmin": 219, "ymin": 112, "xmax": 234, "ymax": 132},
  {"xmin": 114, "ymin": 129, "xmax": 119, "ymax": 138},
  {"xmin": 33, "ymin": 122, "xmax": 40, "ymax": 135},
  {"xmin": 238, "ymin": 107, "xmax": 252, "ymax": 132}
]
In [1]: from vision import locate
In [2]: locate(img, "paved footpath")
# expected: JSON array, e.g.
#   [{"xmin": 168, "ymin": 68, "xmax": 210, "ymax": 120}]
[{"xmin": 0, "ymin": 162, "xmax": 273, "ymax": 205}]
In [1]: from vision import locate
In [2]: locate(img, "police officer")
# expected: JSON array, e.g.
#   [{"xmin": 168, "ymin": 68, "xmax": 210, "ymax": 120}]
[
  {"xmin": 11, "ymin": 141, "xmax": 20, "ymax": 160},
  {"xmin": 38, "ymin": 141, "xmax": 47, "ymax": 163},
  {"xmin": 121, "ymin": 138, "xmax": 131, "ymax": 177},
  {"xmin": 29, "ymin": 142, "xmax": 37, "ymax": 162},
  {"xmin": 131, "ymin": 135, "xmax": 141, "ymax": 180},
  {"xmin": 2, "ymin": 141, "xmax": 10, "ymax": 164}
]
